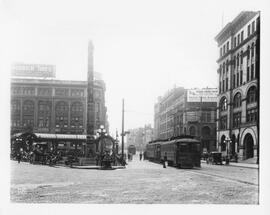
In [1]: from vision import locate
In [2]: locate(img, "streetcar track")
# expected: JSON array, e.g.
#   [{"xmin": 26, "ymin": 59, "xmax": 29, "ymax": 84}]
[{"xmin": 187, "ymin": 169, "xmax": 258, "ymax": 186}]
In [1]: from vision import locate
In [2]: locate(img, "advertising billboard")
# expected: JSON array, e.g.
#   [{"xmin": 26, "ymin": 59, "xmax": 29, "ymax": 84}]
[{"xmin": 187, "ymin": 88, "xmax": 218, "ymax": 102}]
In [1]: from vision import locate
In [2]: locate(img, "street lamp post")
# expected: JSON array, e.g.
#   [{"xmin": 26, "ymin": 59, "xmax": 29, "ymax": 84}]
[{"xmin": 224, "ymin": 136, "xmax": 232, "ymax": 165}]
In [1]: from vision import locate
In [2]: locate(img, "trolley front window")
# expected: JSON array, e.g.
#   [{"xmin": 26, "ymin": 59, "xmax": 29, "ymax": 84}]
[
  {"xmin": 179, "ymin": 144, "xmax": 190, "ymax": 152},
  {"xmin": 192, "ymin": 143, "xmax": 201, "ymax": 152}
]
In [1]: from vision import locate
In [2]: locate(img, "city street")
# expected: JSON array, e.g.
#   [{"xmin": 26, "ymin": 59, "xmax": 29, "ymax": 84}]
[{"xmin": 10, "ymin": 156, "xmax": 259, "ymax": 204}]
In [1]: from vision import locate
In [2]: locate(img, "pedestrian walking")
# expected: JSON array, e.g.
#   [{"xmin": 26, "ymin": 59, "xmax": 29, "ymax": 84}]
[
  {"xmin": 163, "ymin": 152, "xmax": 167, "ymax": 168},
  {"xmin": 17, "ymin": 148, "xmax": 23, "ymax": 163},
  {"xmin": 235, "ymin": 153, "xmax": 238, "ymax": 163}
]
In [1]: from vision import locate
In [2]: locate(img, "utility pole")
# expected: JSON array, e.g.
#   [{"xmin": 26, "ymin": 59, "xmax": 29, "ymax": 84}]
[{"xmin": 121, "ymin": 99, "xmax": 125, "ymax": 158}]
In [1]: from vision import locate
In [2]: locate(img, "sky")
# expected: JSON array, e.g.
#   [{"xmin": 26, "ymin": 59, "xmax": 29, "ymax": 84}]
[{"xmin": 1, "ymin": 0, "xmax": 268, "ymax": 136}]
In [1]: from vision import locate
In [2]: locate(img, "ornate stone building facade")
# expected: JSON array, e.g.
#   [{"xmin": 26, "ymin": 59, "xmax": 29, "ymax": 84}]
[
  {"xmin": 10, "ymin": 63, "xmax": 108, "ymax": 136},
  {"xmin": 215, "ymin": 11, "xmax": 260, "ymax": 160}
]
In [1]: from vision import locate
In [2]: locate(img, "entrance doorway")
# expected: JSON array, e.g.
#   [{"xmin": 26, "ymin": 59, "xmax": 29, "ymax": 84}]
[
  {"xmin": 244, "ymin": 133, "xmax": 254, "ymax": 159},
  {"xmin": 231, "ymin": 134, "xmax": 236, "ymax": 155}
]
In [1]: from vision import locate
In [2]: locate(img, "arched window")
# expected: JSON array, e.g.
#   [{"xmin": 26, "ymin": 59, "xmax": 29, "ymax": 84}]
[
  {"xmin": 189, "ymin": 126, "xmax": 196, "ymax": 136},
  {"xmin": 247, "ymin": 86, "xmax": 257, "ymax": 104},
  {"xmin": 11, "ymin": 100, "xmax": 20, "ymax": 113},
  {"xmin": 38, "ymin": 101, "xmax": 51, "ymax": 128},
  {"xmin": 55, "ymin": 101, "xmax": 68, "ymax": 128},
  {"xmin": 233, "ymin": 93, "xmax": 242, "ymax": 108},
  {"xmin": 70, "ymin": 102, "xmax": 84, "ymax": 131},
  {"xmin": 11, "ymin": 100, "xmax": 21, "ymax": 127},
  {"xmin": 22, "ymin": 100, "xmax": 34, "ymax": 127},
  {"xmin": 220, "ymin": 97, "xmax": 227, "ymax": 111}
]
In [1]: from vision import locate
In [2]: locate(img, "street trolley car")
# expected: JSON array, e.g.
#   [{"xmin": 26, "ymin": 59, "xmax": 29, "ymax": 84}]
[
  {"xmin": 127, "ymin": 144, "xmax": 136, "ymax": 155},
  {"xmin": 146, "ymin": 136, "xmax": 201, "ymax": 168}
]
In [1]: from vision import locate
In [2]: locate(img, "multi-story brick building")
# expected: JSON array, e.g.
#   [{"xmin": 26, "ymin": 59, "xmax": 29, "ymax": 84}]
[
  {"xmin": 10, "ymin": 63, "xmax": 108, "ymax": 137},
  {"xmin": 172, "ymin": 88, "xmax": 217, "ymax": 152},
  {"xmin": 154, "ymin": 87, "xmax": 217, "ymax": 152},
  {"xmin": 215, "ymin": 11, "xmax": 260, "ymax": 161},
  {"xmin": 154, "ymin": 87, "xmax": 185, "ymax": 140}
]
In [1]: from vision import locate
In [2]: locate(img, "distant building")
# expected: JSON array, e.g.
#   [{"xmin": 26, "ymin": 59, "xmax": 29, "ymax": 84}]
[
  {"xmin": 154, "ymin": 87, "xmax": 217, "ymax": 152},
  {"xmin": 215, "ymin": 11, "xmax": 260, "ymax": 160},
  {"xmin": 154, "ymin": 87, "xmax": 185, "ymax": 140},
  {"xmin": 126, "ymin": 124, "xmax": 154, "ymax": 153},
  {"xmin": 11, "ymin": 63, "xmax": 108, "ymax": 137}
]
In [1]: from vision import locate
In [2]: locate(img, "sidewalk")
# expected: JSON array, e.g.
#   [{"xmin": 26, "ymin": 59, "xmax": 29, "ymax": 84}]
[
  {"xmin": 201, "ymin": 160, "xmax": 259, "ymax": 169},
  {"xmin": 227, "ymin": 162, "xmax": 258, "ymax": 169},
  {"xmin": 70, "ymin": 165, "xmax": 126, "ymax": 170}
]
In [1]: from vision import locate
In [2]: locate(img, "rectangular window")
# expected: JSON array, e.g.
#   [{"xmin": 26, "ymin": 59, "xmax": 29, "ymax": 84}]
[
  {"xmin": 233, "ymin": 74, "xmax": 236, "ymax": 88},
  {"xmin": 252, "ymin": 21, "xmax": 255, "ymax": 33},
  {"xmin": 226, "ymin": 41, "xmax": 229, "ymax": 52},
  {"xmin": 237, "ymin": 73, "xmax": 239, "ymax": 86},
  {"xmin": 237, "ymin": 34, "xmax": 240, "ymax": 45},
  {"xmin": 220, "ymin": 48, "xmax": 222, "ymax": 57},
  {"xmin": 251, "ymin": 64, "xmax": 254, "ymax": 79},
  {"xmin": 226, "ymin": 78, "xmax": 228, "ymax": 91},
  {"xmin": 248, "ymin": 25, "xmax": 251, "ymax": 36},
  {"xmin": 241, "ymin": 31, "xmax": 244, "ymax": 42},
  {"xmin": 223, "ymin": 45, "xmax": 226, "ymax": 55},
  {"xmin": 220, "ymin": 116, "xmax": 227, "ymax": 130},
  {"xmin": 233, "ymin": 112, "xmax": 241, "ymax": 128},
  {"xmin": 247, "ymin": 108, "xmax": 257, "ymax": 123},
  {"xmin": 222, "ymin": 80, "xmax": 225, "ymax": 92},
  {"xmin": 251, "ymin": 45, "xmax": 254, "ymax": 57},
  {"xmin": 247, "ymin": 67, "xmax": 250, "ymax": 82},
  {"xmin": 234, "ymin": 37, "xmax": 237, "ymax": 48},
  {"xmin": 240, "ymin": 71, "xmax": 243, "ymax": 85}
]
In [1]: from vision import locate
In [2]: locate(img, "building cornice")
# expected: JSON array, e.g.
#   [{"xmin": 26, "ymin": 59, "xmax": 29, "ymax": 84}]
[{"xmin": 215, "ymin": 11, "xmax": 259, "ymax": 46}]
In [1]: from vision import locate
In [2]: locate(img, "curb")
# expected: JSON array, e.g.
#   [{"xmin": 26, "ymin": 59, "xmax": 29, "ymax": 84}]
[{"xmin": 201, "ymin": 160, "xmax": 258, "ymax": 169}]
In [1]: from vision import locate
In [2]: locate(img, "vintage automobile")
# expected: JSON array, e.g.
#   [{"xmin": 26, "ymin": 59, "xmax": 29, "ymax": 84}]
[{"xmin": 208, "ymin": 152, "xmax": 222, "ymax": 165}]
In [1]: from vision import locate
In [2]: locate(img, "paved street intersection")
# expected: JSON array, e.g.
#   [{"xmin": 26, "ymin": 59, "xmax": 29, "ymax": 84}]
[{"xmin": 11, "ymin": 156, "xmax": 258, "ymax": 204}]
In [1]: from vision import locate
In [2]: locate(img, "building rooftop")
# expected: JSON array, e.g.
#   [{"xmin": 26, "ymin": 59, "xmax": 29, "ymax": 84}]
[{"xmin": 215, "ymin": 11, "xmax": 259, "ymax": 44}]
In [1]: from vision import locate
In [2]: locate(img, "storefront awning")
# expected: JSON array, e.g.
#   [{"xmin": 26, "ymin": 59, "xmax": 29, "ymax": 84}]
[
  {"xmin": 35, "ymin": 133, "xmax": 88, "ymax": 141},
  {"xmin": 12, "ymin": 132, "xmax": 92, "ymax": 141}
]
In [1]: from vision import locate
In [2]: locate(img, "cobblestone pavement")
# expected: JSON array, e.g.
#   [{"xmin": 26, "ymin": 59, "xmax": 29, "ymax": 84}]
[{"xmin": 10, "ymin": 157, "xmax": 259, "ymax": 204}]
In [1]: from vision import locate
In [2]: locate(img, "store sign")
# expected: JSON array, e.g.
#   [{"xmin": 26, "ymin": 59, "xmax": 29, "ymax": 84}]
[
  {"xmin": 12, "ymin": 64, "xmax": 56, "ymax": 78},
  {"xmin": 187, "ymin": 88, "xmax": 218, "ymax": 102}
]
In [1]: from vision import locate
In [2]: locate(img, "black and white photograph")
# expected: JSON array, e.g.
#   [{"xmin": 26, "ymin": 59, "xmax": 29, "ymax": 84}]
[{"xmin": 1, "ymin": 0, "xmax": 270, "ymax": 214}]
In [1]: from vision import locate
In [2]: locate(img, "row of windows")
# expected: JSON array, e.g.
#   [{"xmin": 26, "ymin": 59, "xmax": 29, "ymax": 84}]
[
  {"xmin": 220, "ymin": 65, "xmax": 257, "ymax": 94},
  {"xmin": 219, "ymin": 86, "xmax": 257, "ymax": 111},
  {"xmin": 219, "ymin": 42, "xmax": 256, "ymax": 78},
  {"xmin": 11, "ymin": 87, "xmax": 86, "ymax": 97},
  {"xmin": 188, "ymin": 126, "xmax": 212, "ymax": 136},
  {"xmin": 11, "ymin": 100, "xmax": 85, "ymax": 113},
  {"xmin": 12, "ymin": 118, "xmax": 84, "ymax": 128},
  {"xmin": 219, "ymin": 107, "xmax": 257, "ymax": 130},
  {"xmin": 219, "ymin": 19, "xmax": 257, "ymax": 58}
]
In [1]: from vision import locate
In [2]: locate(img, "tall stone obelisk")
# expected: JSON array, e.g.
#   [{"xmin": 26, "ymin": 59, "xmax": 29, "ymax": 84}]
[{"xmin": 86, "ymin": 41, "xmax": 95, "ymax": 148}]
